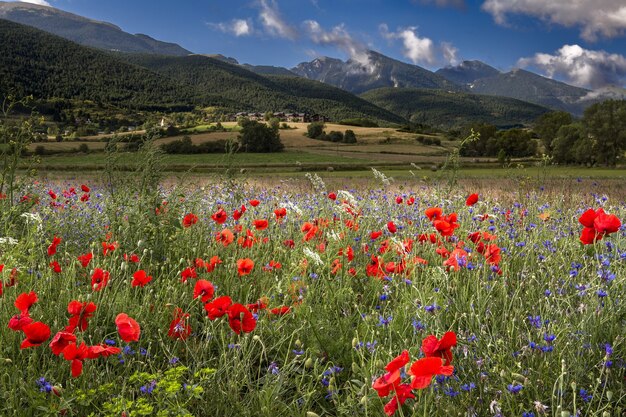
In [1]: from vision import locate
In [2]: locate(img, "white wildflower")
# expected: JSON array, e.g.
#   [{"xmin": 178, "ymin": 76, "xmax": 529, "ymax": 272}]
[
  {"xmin": 0, "ymin": 237, "xmax": 18, "ymax": 245},
  {"xmin": 303, "ymin": 247, "xmax": 323, "ymax": 266},
  {"xmin": 371, "ymin": 167, "xmax": 393, "ymax": 186}
]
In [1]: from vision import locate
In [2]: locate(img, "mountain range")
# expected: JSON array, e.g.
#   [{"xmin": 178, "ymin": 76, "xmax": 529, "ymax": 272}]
[{"xmin": 1, "ymin": 1, "xmax": 623, "ymax": 127}]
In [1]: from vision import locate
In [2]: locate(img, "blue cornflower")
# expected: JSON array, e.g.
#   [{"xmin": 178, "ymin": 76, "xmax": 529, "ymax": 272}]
[
  {"xmin": 378, "ymin": 315, "xmax": 392, "ymax": 326},
  {"xmin": 460, "ymin": 382, "xmax": 476, "ymax": 391},
  {"xmin": 507, "ymin": 383, "xmax": 523, "ymax": 394},
  {"xmin": 527, "ymin": 315, "xmax": 542, "ymax": 329},
  {"xmin": 36, "ymin": 377, "xmax": 52, "ymax": 393},
  {"xmin": 105, "ymin": 339, "xmax": 116, "ymax": 346},
  {"xmin": 268, "ymin": 362, "xmax": 280, "ymax": 375},
  {"xmin": 597, "ymin": 289, "xmax": 608, "ymax": 297},
  {"xmin": 579, "ymin": 388, "xmax": 592, "ymax": 402},
  {"xmin": 544, "ymin": 334, "xmax": 556, "ymax": 343}
]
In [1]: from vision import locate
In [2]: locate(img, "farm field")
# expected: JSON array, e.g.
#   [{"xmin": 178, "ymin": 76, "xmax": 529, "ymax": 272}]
[{"xmin": 0, "ymin": 171, "xmax": 624, "ymax": 416}]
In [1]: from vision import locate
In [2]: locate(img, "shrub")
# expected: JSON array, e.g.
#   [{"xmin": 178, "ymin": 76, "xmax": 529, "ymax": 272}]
[
  {"xmin": 343, "ymin": 130, "xmax": 357, "ymax": 143},
  {"xmin": 307, "ymin": 122, "xmax": 325, "ymax": 139},
  {"xmin": 326, "ymin": 131, "xmax": 344, "ymax": 143},
  {"xmin": 238, "ymin": 120, "xmax": 283, "ymax": 153}
]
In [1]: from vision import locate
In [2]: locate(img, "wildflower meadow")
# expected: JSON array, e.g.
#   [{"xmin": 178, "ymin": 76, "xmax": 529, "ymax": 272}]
[{"xmin": 0, "ymin": 170, "xmax": 624, "ymax": 417}]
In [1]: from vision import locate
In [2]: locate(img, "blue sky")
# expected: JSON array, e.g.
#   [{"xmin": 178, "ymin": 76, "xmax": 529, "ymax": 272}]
[{"xmin": 17, "ymin": 0, "xmax": 626, "ymax": 88}]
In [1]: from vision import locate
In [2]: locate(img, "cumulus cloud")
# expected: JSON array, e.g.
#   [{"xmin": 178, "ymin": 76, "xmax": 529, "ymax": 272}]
[
  {"xmin": 380, "ymin": 24, "xmax": 457, "ymax": 66},
  {"xmin": 209, "ymin": 19, "xmax": 253, "ymax": 37},
  {"xmin": 257, "ymin": 0, "xmax": 298, "ymax": 40},
  {"xmin": 14, "ymin": 0, "xmax": 51, "ymax": 6},
  {"xmin": 482, "ymin": 0, "xmax": 626, "ymax": 41},
  {"xmin": 518, "ymin": 44, "xmax": 626, "ymax": 88},
  {"xmin": 303, "ymin": 20, "xmax": 373, "ymax": 70}
]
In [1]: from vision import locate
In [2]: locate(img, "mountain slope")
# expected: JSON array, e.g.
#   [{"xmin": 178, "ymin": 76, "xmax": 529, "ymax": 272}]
[
  {"xmin": 0, "ymin": 19, "xmax": 205, "ymax": 109},
  {"xmin": 292, "ymin": 51, "xmax": 459, "ymax": 94},
  {"xmin": 122, "ymin": 54, "xmax": 406, "ymax": 123},
  {"xmin": 0, "ymin": 1, "xmax": 191, "ymax": 55},
  {"xmin": 436, "ymin": 60, "xmax": 500, "ymax": 85},
  {"xmin": 469, "ymin": 69, "xmax": 590, "ymax": 114},
  {"xmin": 361, "ymin": 87, "xmax": 550, "ymax": 129}
]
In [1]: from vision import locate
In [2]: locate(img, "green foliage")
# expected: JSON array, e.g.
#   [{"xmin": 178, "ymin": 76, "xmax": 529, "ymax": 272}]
[
  {"xmin": 361, "ymin": 87, "xmax": 549, "ymax": 129},
  {"xmin": 583, "ymin": 100, "xmax": 626, "ymax": 166},
  {"xmin": 343, "ymin": 130, "xmax": 357, "ymax": 144},
  {"xmin": 238, "ymin": 119, "xmax": 284, "ymax": 153},
  {"xmin": 307, "ymin": 122, "xmax": 325, "ymax": 139},
  {"xmin": 534, "ymin": 111, "xmax": 573, "ymax": 152},
  {"xmin": 337, "ymin": 118, "xmax": 378, "ymax": 127},
  {"xmin": 160, "ymin": 136, "xmax": 229, "ymax": 154}
]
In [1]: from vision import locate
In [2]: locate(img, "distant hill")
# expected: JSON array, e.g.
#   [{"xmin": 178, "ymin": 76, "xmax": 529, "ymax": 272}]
[
  {"xmin": 123, "ymin": 54, "xmax": 405, "ymax": 123},
  {"xmin": 0, "ymin": 1, "xmax": 191, "ymax": 56},
  {"xmin": 207, "ymin": 54, "xmax": 296, "ymax": 76},
  {"xmin": 292, "ymin": 50, "xmax": 458, "ymax": 94},
  {"xmin": 436, "ymin": 60, "xmax": 500, "ymax": 85},
  {"xmin": 0, "ymin": 19, "xmax": 204, "ymax": 110},
  {"xmin": 361, "ymin": 87, "xmax": 550, "ymax": 129}
]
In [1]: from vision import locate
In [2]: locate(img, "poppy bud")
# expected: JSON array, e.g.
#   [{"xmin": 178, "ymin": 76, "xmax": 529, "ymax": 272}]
[
  {"xmin": 295, "ymin": 339, "xmax": 302, "ymax": 348},
  {"xmin": 351, "ymin": 338, "xmax": 358, "ymax": 348},
  {"xmin": 121, "ymin": 262, "xmax": 127, "ymax": 271},
  {"xmin": 137, "ymin": 240, "xmax": 144, "ymax": 247},
  {"xmin": 512, "ymin": 373, "xmax": 526, "ymax": 383},
  {"xmin": 306, "ymin": 412, "xmax": 321, "ymax": 417},
  {"xmin": 52, "ymin": 385, "xmax": 63, "ymax": 397},
  {"xmin": 561, "ymin": 412, "xmax": 571, "ymax": 417},
  {"xmin": 570, "ymin": 382, "xmax": 576, "ymax": 390},
  {"xmin": 606, "ymin": 391, "xmax": 613, "ymax": 401},
  {"xmin": 351, "ymin": 362, "xmax": 359, "ymax": 373},
  {"xmin": 304, "ymin": 358, "xmax": 313, "ymax": 369},
  {"xmin": 253, "ymin": 335, "xmax": 261, "ymax": 342},
  {"xmin": 360, "ymin": 395, "xmax": 368, "ymax": 405}
]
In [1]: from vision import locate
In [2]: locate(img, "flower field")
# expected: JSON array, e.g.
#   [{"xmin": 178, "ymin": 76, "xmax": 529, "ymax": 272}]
[{"xmin": 0, "ymin": 174, "xmax": 624, "ymax": 417}]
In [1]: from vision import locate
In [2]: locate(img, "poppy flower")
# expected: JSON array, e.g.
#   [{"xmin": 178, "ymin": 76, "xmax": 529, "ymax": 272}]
[
  {"xmin": 246, "ymin": 297, "xmax": 268, "ymax": 312},
  {"xmin": 80, "ymin": 184, "xmax": 90, "ymax": 193},
  {"xmin": 408, "ymin": 357, "xmax": 454, "ymax": 390},
  {"xmin": 15, "ymin": 291, "xmax": 38, "ymax": 315},
  {"xmin": 87, "ymin": 344, "xmax": 121, "ymax": 359},
  {"xmin": 421, "ymin": 331, "xmax": 457, "ymax": 365},
  {"xmin": 237, "ymin": 258, "xmax": 254, "ymax": 276},
  {"xmin": 206, "ymin": 256, "xmax": 222, "ymax": 273},
  {"xmin": 168, "ymin": 308, "xmax": 192, "ymax": 340},
  {"xmin": 387, "ymin": 221, "xmax": 397, "ymax": 234},
  {"xmin": 91, "ymin": 268, "xmax": 110, "ymax": 291},
  {"xmin": 425, "ymin": 207, "xmax": 443, "ymax": 221},
  {"xmin": 215, "ymin": 228, "xmax": 234, "ymax": 247},
  {"xmin": 373, "ymin": 350, "xmax": 409, "ymax": 397},
  {"xmin": 328, "ymin": 192, "xmax": 337, "ymax": 200},
  {"xmin": 49, "ymin": 331, "xmax": 77, "ymax": 355},
  {"xmin": 50, "ymin": 261, "xmax": 62, "ymax": 273},
  {"xmin": 180, "ymin": 267, "xmax": 197, "ymax": 283},
  {"xmin": 193, "ymin": 280, "xmax": 215, "ymax": 303},
  {"xmin": 406, "ymin": 197, "xmax": 415, "ymax": 206},
  {"xmin": 233, "ymin": 205, "xmax": 246, "ymax": 221},
  {"xmin": 115, "ymin": 313, "xmax": 141, "ymax": 342},
  {"xmin": 8, "ymin": 314, "xmax": 33, "ymax": 331},
  {"xmin": 62, "ymin": 342, "xmax": 89, "ymax": 377},
  {"xmin": 77, "ymin": 253, "xmax": 93, "ymax": 267},
  {"xmin": 47, "ymin": 236, "xmax": 61, "ymax": 256},
  {"xmin": 205, "ymin": 296, "xmax": 232, "ymax": 320},
  {"xmin": 580, "ymin": 226, "xmax": 602, "ymax": 245},
  {"xmin": 578, "ymin": 208, "xmax": 602, "ymax": 228},
  {"xmin": 383, "ymin": 384, "xmax": 415, "ymax": 416},
  {"xmin": 131, "ymin": 270, "xmax": 152, "ymax": 287},
  {"xmin": 211, "ymin": 208, "xmax": 228, "ymax": 224},
  {"xmin": 465, "ymin": 193, "xmax": 479, "ymax": 206},
  {"xmin": 594, "ymin": 213, "xmax": 621, "ymax": 234},
  {"xmin": 269, "ymin": 306, "xmax": 291, "ymax": 316},
  {"xmin": 395, "ymin": 196, "xmax": 403, "ymax": 204},
  {"xmin": 274, "ymin": 207, "xmax": 287, "ymax": 220},
  {"xmin": 370, "ymin": 230, "xmax": 383, "ymax": 240},
  {"xmin": 101, "ymin": 241, "xmax": 117, "ymax": 256},
  {"xmin": 80, "ymin": 193, "xmax": 90, "ymax": 202},
  {"xmin": 21, "ymin": 321, "xmax": 51, "ymax": 349},
  {"xmin": 48, "ymin": 190, "xmax": 57, "ymax": 200},
  {"xmin": 66, "ymin": 300, "xmax": 97, "ymax": 332},
  {"xmin": 227, "ymin": 303, "xmax": 256, "ymax": 335},
  {"xmin": 182, "ymin": 213, "xmax": 198, "ymax": 228},
  {"xmin": 249, "ymin": 199, "xmax": 260, "ymax": 207},
  {"xmin": 125, "ymin": 253, "xmax": 140, "ymax": 263}
]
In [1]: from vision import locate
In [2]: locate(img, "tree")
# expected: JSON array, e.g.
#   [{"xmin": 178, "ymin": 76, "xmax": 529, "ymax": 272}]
[
  {"xmin": 551, "ymin": 123, "xmax": 584, "ymax": 164},
  {"xmin": 238, "ymin": 119, "xmax": 284, "ymax": 153},
  {"xmin": 459, "ymin": 123, "xmax": 496, "ymax": 156},
  {"xmin": 534, "ymin": 111, "xmax": 573, "ymax": 153},
  {"xmin": 307, "ymin": 122, "xmax": 325, "ymax": 139},
  {"xmin": 327, "ymin": 131, "xmax": 344, "ymax": 143},
  {"xmin": 343, "ymin": 129, "xmax": 357, "ymax": 143},
  {"xmin": 583, "ymin": 100, "xmax": 626, "ymax": 166}
]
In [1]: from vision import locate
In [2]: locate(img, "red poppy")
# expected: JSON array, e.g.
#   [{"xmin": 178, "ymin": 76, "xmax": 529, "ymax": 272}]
[
  {"xmin": 253, "ymin": 219, "xmax": 269, "ymax": 230},
  {"xmin": 249, "ymin": 199, "xmax": 260, "ymax": 207},
  {"xmin": 465, "ymin": 193, "xmax": 479, "ymax": 206},
  {"xmin": 115, "ymin": 313, "xmax": 141, "ymax": 342},
  {"xmin": 274, "ymin": 207, "xmax": 287, "ymax": 220},
  {"xmin": 50, "ymin": 261, "xmax": 62, "ymax": 273},
  {"xmin": 408, "ymin": 357, "xmax": 454, "ymax": 389},
  {"xmin": 383, "ymin": 384, "xmax": 415, "ymax": 416},
  {"xmin": 66, "ymin": 300, "xmax": 97, "ymax": 332},
  {"xmin": 227, "ymin": 303, "xmax": 256, "ymax": 335},
  {"xmin": 48, "ymin": 190, "xmax": 57, "ymax": 200},
  {"xmin": 269, "ymin": 305, "xmax": 291, "ymax": 316},
  {"xmin": 182, "ymin": 213, "xmax": 199, "ymax": 228},
  {"xmin": 206, "ymin": 256, "xmax": 222, "ymax": 273},
  {"xmin": 425, "ymin": 207, "xmax": 443, "ymax": 221},
  {"xmin": 578, "ymin": 208, "xmax": 602, "ymax": 228},
  {"xmin": 80, "ymin": 184, "xmax": 90, "ymax": 193},
  {"xmin": 193, "ymin": 280, "xmax": 215, "ymax": 303},
  {"xmin": 21, "ymin": 321, "xmax": 51, "ymax": 349},
  {"xmin": 237, "ymin": 258, "xmax": 254, "ymax": 276},
  {"xmin": 233, "ymin": 205, "xmax": 246, "ymax": 220},
  {"xmin": 421, "ymin": 331, "xmax": 457, "ymax": 365},
  {"xmin": 373, "ymin": 350, "xmax": 409, "ymax": 397},
  {"xmin": 49, "ymin": 331, "xmax": 77, "ymax": 355},
  {"xmin": 180, "ymin": 267, "xmax": 197, "ymax": 283},
  {"xmin": 8, "ymin": 314, "xmax": 33, "ymax": 331},
  {"xmin": 131, "ymin": 270, "xmax": 152, "ymax": 287},
  {"xmin": 125, "ymin": 253, "xmax": 140, "ymax": 263},
  {"xmin": 594, "ymin": 213, "xmax": 621, "ymax": 234},
  {"xmin": 62, "ymin": 342, "xmax": 89, "ymax": 377},
  {"xmin": 211, "ymin": 208, "xmax": 228, "ymax": 224},
  {"xmin": 91, "ymin": 268, "xmax": 110, "ymax": 291},
  {"xmin": 370, "ymin": 230, "xmax": 383, "ymax": 240},
  {"xmin": 15, "ymin": 291, "xmax": 38, "ymax": 315},
  {"xmin": 484, "ymin": 244, "xmax": 501, "ymax": 265},
  {"xmin": 168, "ymin": 308, "xmax": 192, "ymax": 340},
  {"xmin": 387, "ymin": 221, "xmax": 397, "ymax": 234},
  {"xmin": 47, "ymin": 236, "xmax": 61, "ymax": 256},
  {"xmin": 395, "ymin": 196, "xmax": 403, "ymax": 204},
  {"xmin": 101, "ymin": 241, "xmax": 117, "ymax": 256},
  {"xmin": 406, "ymin": 196, "xmax": 415, "ymax": 206},
  {"xmin": 328, "ymin": 192, "xmax": 337, "ymax": 200},
  {"xmin": 580, "ymin": 226, "xmax": 602, "ymax": 245},
  {"xmin": 205, "ymin": 296, "xmax": 232, "ymax": 320},
  {"xmin": 87, "ymin": 344, "xmax": 121, "ymax": 359},
  {"xmin": 77, "ymin": 253, "xmax": 93, "ymax": 268},
  {"xmin": 80, "ymin": 193, "xmax": 90, "ymax": 202}
]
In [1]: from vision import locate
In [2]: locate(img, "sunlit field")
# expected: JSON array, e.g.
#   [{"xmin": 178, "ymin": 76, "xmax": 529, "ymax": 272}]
[{"xmin": 0, "ymin": 169, "xmax": 624, "ymax": 417}]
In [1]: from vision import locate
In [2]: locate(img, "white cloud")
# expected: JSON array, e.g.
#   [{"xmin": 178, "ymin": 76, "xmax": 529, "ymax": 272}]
[
  {"xmin": 303, "ymin": 20, "xmax": 373, "ymax": 70},
  {"xmin": 15, "ymin": 0, "xmax": 51, "ymax": 6},
  {"xmin": 209, "ymin": 19, "xmax": 253, "ymax": 37},
  {"xmin": 257, "ymin": 0, "xmax": 297, "ymax": 40},
  {"xmin": 380, "ymin": 24, "xmax": 457, "ymax": 66},
  {"xmin": 482, "ymin": 0, "xmax": 626, "ymax": 41},
  {"xmin": 518, "ymin": 44, "xmax": 626, "ymax": 88}
]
